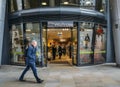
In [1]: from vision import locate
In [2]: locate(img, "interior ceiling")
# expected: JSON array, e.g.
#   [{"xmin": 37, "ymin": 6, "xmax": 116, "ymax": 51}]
[{"xmin": 47, "ymin": 29, "xmax": 71, "ymax": 40}]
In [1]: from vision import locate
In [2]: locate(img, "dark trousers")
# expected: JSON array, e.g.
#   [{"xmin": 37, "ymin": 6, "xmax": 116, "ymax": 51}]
[
  {"xmin": 52, "ymin": 53, "xmax": 56, "ymax": 60},
  {"xmin": 59, "ymin": 53, "xmax": 62, "ymax": 59},
  {"xmin": 19, "ymin": 63, "xmax": 40, "ymax": 81},
  {"xmin": 69, "ymin": 52, "xmax": 71, "ymax": 58}
]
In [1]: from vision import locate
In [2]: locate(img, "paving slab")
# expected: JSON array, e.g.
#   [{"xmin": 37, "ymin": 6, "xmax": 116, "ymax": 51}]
[{"xmin": 0, "ymin": 63, "xmax": 120, "ymax": 87}]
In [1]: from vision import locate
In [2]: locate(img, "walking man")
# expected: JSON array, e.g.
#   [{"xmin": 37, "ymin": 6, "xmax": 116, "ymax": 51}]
[{"xmin": 19, "ymin": 40, "xmax": 44, "ymax": 83}]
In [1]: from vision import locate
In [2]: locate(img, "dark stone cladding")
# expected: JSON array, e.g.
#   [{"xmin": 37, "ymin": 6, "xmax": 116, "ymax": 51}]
[{"xmin": 9, "ymin": 7, "xmax": 105, "ymax": 20}]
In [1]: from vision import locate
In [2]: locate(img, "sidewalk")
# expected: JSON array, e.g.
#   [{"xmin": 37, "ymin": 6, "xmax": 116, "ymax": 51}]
[{"xmin": 0, "ymin": 63, "xmax": 120, "ymax": 87}]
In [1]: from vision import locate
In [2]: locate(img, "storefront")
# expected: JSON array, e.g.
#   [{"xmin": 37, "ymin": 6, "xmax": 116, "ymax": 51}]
[
  {"xmin": 9, "ymin": 20, "xmax": 106, "ymax": 66},
  {"xmin": 8, "ymin": 0, "xmax": 107, "ymax": 66}
]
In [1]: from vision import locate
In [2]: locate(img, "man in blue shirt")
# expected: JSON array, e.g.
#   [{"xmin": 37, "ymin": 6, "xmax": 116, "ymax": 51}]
[{"xmin": 19, "ymin": 40, "xmax": 44, "ymax": 83}]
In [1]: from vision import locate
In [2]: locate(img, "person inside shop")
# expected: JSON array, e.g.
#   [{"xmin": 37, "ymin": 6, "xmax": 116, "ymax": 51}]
[
  {"xmin": 58, "ymin": 44, "xmax": 62, "ymax": 59},
  {"xmin": 84, "ymin": 33, "xmax": 90, "ymax": 49},
  {"xmin": 52, "ymin": 44, "xmax": 57, "ymax": 60},
  {"xmin": 68, "ymin": 43, "xmax": 72, "ymax": 58},
  {"xmin": 19, "ymin": 40, "xmax": 44, "ymax": 83},
  {"xmin": 62, "ymin": 45, "xmax": 66, "ymax": 56}
]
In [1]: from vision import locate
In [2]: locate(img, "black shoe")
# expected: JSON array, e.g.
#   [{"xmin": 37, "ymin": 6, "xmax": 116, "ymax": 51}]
[
  {"xmin": 19, "ymin": 79, "xmax": 26, "ymax": 82},
  {"xmin": 37, "ymin": 80, "xmax": 44, "ymax": 83}
]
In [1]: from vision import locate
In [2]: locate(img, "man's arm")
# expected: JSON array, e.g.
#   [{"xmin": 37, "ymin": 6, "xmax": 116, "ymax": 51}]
[{"xmin": 27, "ymin": 46, "xmax": 33, "ymax": 59}]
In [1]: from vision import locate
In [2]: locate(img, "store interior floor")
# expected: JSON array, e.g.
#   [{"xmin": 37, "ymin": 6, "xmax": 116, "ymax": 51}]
[{"xmin": 48, "ymin": 55, "xmax": 72, "ymax": 65}]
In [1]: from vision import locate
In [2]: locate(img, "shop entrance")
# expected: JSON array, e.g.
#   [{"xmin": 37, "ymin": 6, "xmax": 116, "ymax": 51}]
[
  {"xmin": 42, "ymin": 21, "xmax": 77, "ymax": 66},
  {"xmin": 10, "ymin": 22, "xmax": 106, "ymax": 66},
  {"xmin": 47, "ymin": 29, "xmax": 72, "ymax": 65}
]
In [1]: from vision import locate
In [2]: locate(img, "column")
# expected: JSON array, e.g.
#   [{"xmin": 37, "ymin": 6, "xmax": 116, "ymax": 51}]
[
  {"xmin": 106, "ymin": 0, "xmax": 114, "ymax": 63},
  {"xmin": 0, "ymin": 0, "xmax": 6, "ymax": 65},
  {"xmin": 111, "ymin": 0, "xmax": 120, "ymax": 66}
]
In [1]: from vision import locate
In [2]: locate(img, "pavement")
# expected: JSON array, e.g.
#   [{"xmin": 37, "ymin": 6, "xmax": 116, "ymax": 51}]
[{"xmin": 0, "ymin": 63, "xmax": 120, "ymax": 87}]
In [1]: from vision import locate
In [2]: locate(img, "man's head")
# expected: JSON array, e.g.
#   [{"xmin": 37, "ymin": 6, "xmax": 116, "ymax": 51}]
[{"xmin": 31, "ymin": 40, "xmax": 37, "ymax": 47}]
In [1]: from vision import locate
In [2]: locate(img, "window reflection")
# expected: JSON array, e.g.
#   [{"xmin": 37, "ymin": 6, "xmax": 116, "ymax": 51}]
[
  {"xmin": 11, "ymin": 23, "xmax": 41, "ymax": 65},
  {"xmin": 94, "ymin": 24, "xmax": 106, "ymax": 64},
  {"xmin": 10, "ymin": 0, "xmax": 18, "ymax": 12},
  {"xmin": 40, "ymin": 0, "xmax": 49, "ymax": 7},
  {"xmin": 9, "ymin": 0, "xmax": 22, "ymax": 12},
  {"xmin": 25, "ymin": 23, "xmax": 41, "ymax": 64},
  {"xmin": 72, "ymin": 24, "xmax": 78, "ymax": 65},
  {"xmin": 11, "ymin": 24, "xmax": 24, "ymax": 64},
  {"xmin": 96, "ymin": 0, "xmax": 106, "ymax": 13},
  {"xmin": 80, "ymin": 0, "xmax": 96, "ymax": 10},
  {"xmin": 60, "ymin": 0, "xmax": 79, "ymax": 7},
  {"xmin": 9, "ymin": 0, "xmax": 106, "ymax": 12},
  {"xmin": 80, "ymin": 22, "xmax": 94, "ymax": 64},
  {"xmin": 23, "ymin": 0, "xmax": 40, "ymax": 9}
]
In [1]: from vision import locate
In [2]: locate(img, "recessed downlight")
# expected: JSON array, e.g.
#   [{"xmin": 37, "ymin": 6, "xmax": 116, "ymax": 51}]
[
  {"xmin": 42, "ymin": 2, "xmax": 47, "ymax": 5},
  {"xmin": 64, "ymin": 2, "xmax": 69, "ymax": 5},
  {"xmin": 85, "ymin": 1, "xmax": 91, "ymax": 5}
]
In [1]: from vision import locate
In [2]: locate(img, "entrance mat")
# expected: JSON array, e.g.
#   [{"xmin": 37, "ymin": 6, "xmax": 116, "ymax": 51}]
[{"xmin": 50, "ymin": 60, "xmax": 69, "ymax": 64}]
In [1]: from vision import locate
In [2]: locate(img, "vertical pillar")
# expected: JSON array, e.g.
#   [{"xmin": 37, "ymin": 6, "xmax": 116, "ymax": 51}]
[
  {"xmin": 0, "ymin": 0, "xmax": 6, "ymax": 65},
  {"xmin": 77, "ymin": 22, "xmax": 80, "ymax": 66},
  {"xmin": 111, "ymin": 0, "xmax": 120, "ymax": 66},
  {"xmin": 106, "ymin": 0, "xmax": 114, "ymax": 62},
  {"xmin": 39, "ymin": 22, "xmax": 45, "ymax": 67}
]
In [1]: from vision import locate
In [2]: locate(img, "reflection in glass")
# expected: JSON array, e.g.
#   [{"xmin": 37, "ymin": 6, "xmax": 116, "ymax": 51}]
[
  {"xmin": 11, "ymin": 24, "xmax": 24, "ymax": 64},
  {"xmin": 96, "ymin": 0, "xmax": 106, "ymax": 13},
  {"xmin": 80, "ymin": 22, "xmax": 94, "ymax": 64},
  {"xmin": 72, "ymin": 25, "xmax": 77, "ymax": 65},
  {"xmin": 25, "ymin": 23, "xmax": 41, "ymax": 65},
  {"xmin": 23, "ymin": 0, "xmax": 40, "ymax": 9},
  {"xmin": 10, "ymin": 0, "xmax": 18, "ymax": 12},
  {"xmin": 80, "ymin": 0, "xmax": 96, "ymax": 10},
  {"xmin": 60, "ymin": 0, "xmax": 79, "ymax": 7},
  {"xmin": 94, "ymin": 25, "xmax": 106, "ymax": 64},
  {"xmin": 42, "ymin": 23, "xmax": 47, "ymax": 66},
  {"xmin": 9, "ymin": 0, "xmax": 22, "ymax": 12},
  {"xmin": 9, "ymin": 0, "xmax": 107, "ymax": 12},
  {"xmin": 40, "ymin": 0, "xmax": 49, "ymax": 7}
]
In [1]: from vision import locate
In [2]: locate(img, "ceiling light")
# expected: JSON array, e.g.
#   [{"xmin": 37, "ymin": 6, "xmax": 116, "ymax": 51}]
[
  {"xmin": 43, "ymin": 29, "xmax": 46, "ymax": 31},
  {"xmin": 64, "ymin": 2, "xmax": 69, "ymax": 5},
  {"xmin": 42, "ymin": 2, "xmax": 47, "ymax": 5},
  {"xmin": 60, "ymin": 39, "xmax": 66, "ymax": 42},
  {"xmin": 85, "ymin": 1, "xmax": 91, "ymax": 5},
  {"xmin": 27, "ymin": 37, "xmax": 30, "ymax": 39},
  {"xmin": 32, "ymin": 33, "xmax": 35, "ymax": 35},
  {"xmin": 26, "ymin": 29, "xmax": 31, "ymax": 32},
  {"xmin": 100, "ymin": 9, "xmax": 104, "ymax": 12},
  {"xmin": 58, "ymin": 32, "xmax": 62, "ymax": 35}
]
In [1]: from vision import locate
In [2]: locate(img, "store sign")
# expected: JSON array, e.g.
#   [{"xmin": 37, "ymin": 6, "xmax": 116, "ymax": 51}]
[{"xmin": 48, "ymin": 21, "xmax": 73, "ymax": 28}]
